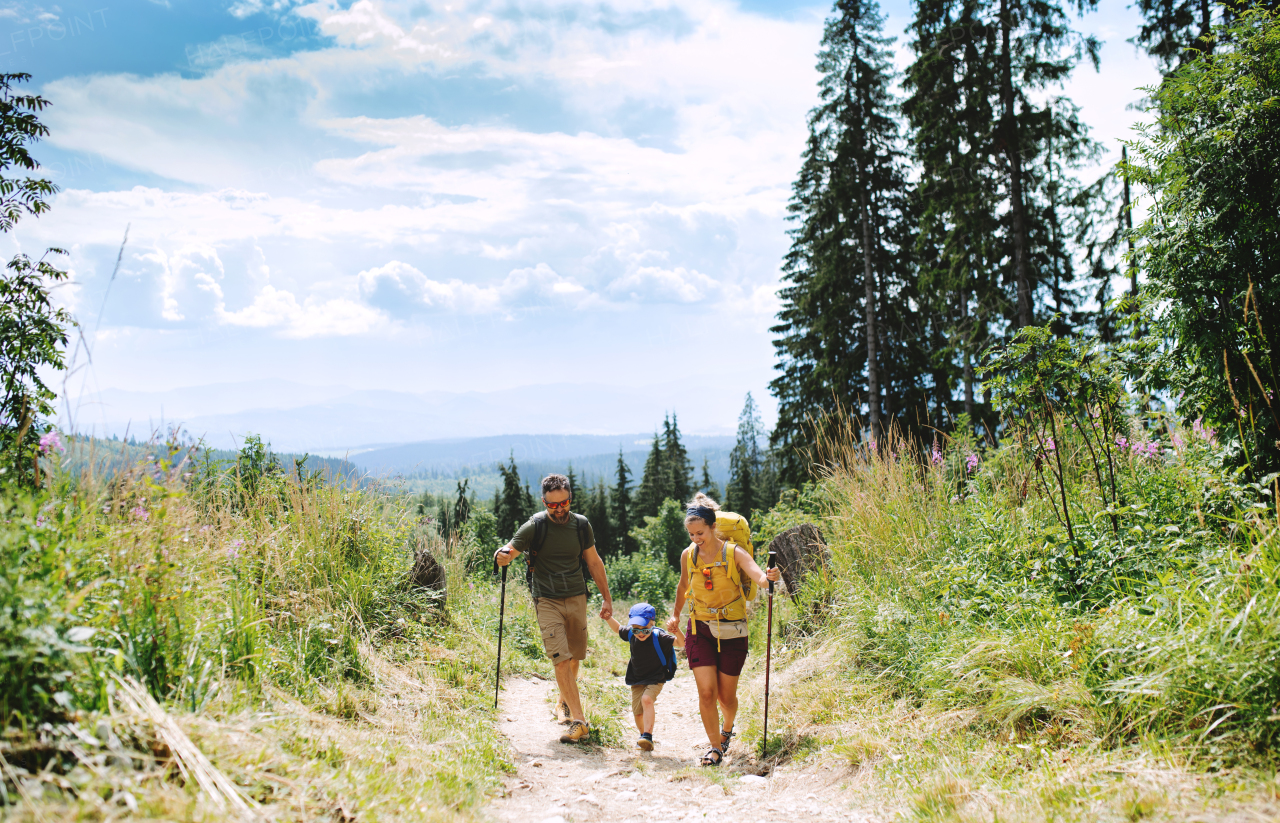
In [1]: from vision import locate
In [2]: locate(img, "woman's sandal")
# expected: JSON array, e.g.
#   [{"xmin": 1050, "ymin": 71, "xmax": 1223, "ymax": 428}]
[
  {"xmin": 720, "ymin": 728, "xmax": 736, "ymax": 751},
  {"xmin": 701, "ymin": 746, "xmax": 723, "ymax": 767}
]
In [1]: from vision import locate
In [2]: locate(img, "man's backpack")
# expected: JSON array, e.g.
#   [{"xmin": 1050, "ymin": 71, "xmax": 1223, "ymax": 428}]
[
  {"xmin": 629, "ymin": 627, "xmax": 678, "ymax": 682},
  {"xmin": 524, "ymin": 511, "xmax": 593, "ymax": 591}
]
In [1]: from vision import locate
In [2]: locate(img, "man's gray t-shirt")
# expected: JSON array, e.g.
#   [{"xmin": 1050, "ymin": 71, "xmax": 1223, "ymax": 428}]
[{"xmin": 511, "ymin": 514, "xmax": 595, "ymax": 599}]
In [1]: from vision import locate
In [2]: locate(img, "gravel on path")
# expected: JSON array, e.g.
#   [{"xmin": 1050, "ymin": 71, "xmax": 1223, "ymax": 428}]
[{"xmin": 486, "ymin": 671, "xmax": 875, "ymax": 823}]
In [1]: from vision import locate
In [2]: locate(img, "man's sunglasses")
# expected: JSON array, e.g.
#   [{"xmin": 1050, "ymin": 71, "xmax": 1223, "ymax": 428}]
[{"xmin": 543, "ymin": 497, "xmax": 571, "ymax": 510}]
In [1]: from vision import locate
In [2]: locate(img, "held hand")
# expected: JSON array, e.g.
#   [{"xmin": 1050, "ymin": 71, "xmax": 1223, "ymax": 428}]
[
  {"xmin": 764, "ymin": 567, "xmax": 781, "ymax": 583},
  {"xmin": 494, "ymin": 548, "xmax": 513, "ymax": 567},
  {"xmin": 665, "ymin": 616, "xmax": 679, "ymax": 633},
  {"xmin": 598, "ymin": 601, "xmax": 613, "ymax": 621}
]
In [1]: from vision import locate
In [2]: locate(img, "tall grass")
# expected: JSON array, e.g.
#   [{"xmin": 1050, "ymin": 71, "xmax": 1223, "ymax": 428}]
[
  {"xmin": 1, "ymin": 435, "xmax": 554, "ymax": 818},
  {"xmin": 773, "ymin": 412, "xmax": 1280, "ymax": 760}
]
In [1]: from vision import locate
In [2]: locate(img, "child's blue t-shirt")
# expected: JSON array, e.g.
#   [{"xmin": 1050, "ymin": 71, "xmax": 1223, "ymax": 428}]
[{"xmin": 617, "ymin": 627, "xmax": 676, "ymax": 686}]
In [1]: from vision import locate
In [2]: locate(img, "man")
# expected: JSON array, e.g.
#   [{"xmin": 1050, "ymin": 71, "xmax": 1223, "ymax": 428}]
[{"xmin": 495, "ymin": 473, "xmax": 613, "ymax": 744}]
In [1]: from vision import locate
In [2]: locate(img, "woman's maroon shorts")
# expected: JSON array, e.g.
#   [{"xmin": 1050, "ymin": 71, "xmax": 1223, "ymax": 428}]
[{"xmin": 684, "ymin": 620, "xmax": 749, "ymax": 676}]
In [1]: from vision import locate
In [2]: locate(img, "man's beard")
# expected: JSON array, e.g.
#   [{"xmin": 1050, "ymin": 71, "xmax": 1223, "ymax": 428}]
[{"xmin": 549, "ymin": 509, "xmax": 571, "ymax": 524}]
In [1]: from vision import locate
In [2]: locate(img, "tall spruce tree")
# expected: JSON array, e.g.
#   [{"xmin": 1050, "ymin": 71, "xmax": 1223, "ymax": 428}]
[
  {"xmin": 771, "ymin": 0, "xmax": 917, "ymax": 484},
  {"xmin": 699, "ymin": 458, "xmax": 721, "ymax": 502},
  {"xmin": 633, "ymin": 433, "xmax": 665, "ymax": 521},
  {"xmin": 726, "ymin": 393, "xmax": 765, "ymax": 516},
  {"xmin": 661, "ymin": 413, "xmax": 694, "ymax": 505},
  {"xmin": 494, "ymin": 453, "xmax": 533, "ymax": 540},
  {"xmin": 903, "ymin": 0, "xmax": 1104, "ymax": 430},
  {"xmin": 566, "ymin": 463, "xmax": 580, "ymax": 506},
  {"xmin": 611, "ymin": 449, "xmax": 637, "ymax": 554},
  {"xmin": 581, "ymin": 479, "xmax": 614, "ymax": 556}
]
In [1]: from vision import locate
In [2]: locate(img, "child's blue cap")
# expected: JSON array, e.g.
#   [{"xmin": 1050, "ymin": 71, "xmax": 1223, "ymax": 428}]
[{"xmin": 628, "ymin": 602, "xmax": 657, "ymax": 627}]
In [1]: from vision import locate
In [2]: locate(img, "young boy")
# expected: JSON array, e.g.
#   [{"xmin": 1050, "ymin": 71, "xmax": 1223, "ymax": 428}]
[{"xmin": 603, "ymin": 602, "xmax": 684, "ymax": 751}]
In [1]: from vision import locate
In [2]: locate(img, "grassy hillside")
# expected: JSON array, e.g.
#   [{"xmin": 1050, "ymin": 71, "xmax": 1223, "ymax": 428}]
[
  {"xmin": 6, "ymin": 410, "xmax": 1280, "ymax": 821},
  {"xmin": 737, "ymin": 414, "xmax": 1280, "ymax": 820},
  {"xmin": 1, "ymin": 437, "xmax": 555, "ymax": 821}
]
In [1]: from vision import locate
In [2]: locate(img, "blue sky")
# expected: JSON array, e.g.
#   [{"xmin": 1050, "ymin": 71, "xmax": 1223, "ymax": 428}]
[{"xmin": 3, "ymin": 0, "xmax": 1161, "ymax": 444}]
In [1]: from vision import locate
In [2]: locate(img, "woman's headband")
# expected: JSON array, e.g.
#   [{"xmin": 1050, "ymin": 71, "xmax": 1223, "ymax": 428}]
[{"xmin": 687, "ymin": 505, "xmax": 717, "ymax": 524}]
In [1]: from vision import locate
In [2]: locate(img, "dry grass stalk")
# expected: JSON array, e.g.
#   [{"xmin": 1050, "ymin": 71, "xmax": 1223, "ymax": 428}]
[{"xmin": 111, "ymin": 675, "xmax": 257, "ymax": 817}]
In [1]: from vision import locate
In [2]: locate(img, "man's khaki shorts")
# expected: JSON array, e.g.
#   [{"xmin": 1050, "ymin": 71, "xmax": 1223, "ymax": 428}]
[
  {"xmin": 535, "ymin": 594, "xmax": 588, "ymax": 663},
  {"xmin": 630, "ymin": 683, "xmax": 664, "ymax": 715}
]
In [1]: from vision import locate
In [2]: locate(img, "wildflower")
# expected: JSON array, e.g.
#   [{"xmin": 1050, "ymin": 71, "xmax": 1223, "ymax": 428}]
[
  {"xmin": 35, "ymin": 514, "xmax": 47, "ymax": 528},
  {"xmin": 1044, "ymin": 438, "xmax": 1056, "ymax": 453},
  {"xmin": 130, "ymin": 506, "xmax": 149, "ymax": 521},
  {"xmin": 1192, "ymin": 418, "xmax": 1218, "ymax": 446},
  {"xmin": 1115, "ymin": 435, "xmax": 1128, "ymax": 451},
  {"xmin": 38, "ymin": 430, "xmax": 65, "ymax": 455},
  {"xmin": 965, "ymin": 453, "xmax": 979, "ymax": 473},
  {"xmin": 930, "ymin": 444, "xmax": 943, "ymax": 466},
  {"xmin": 1171, "ymin": 433, "xmax": 1185, "ymax": 450},
  {"xmin": 868, "ymin": 440, "xmax": 878, "ymax": 452},
  {"xmin": 226, "ymin": 539, "xmax": 244, "ymax": 560}
]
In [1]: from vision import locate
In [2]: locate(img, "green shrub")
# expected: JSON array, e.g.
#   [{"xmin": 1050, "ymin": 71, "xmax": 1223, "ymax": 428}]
[
  {"xmin": 605, "ymin": 550, "xmax": 677, "ymax": 610},
  {"xmin": 630, "ymin": 497, "xmax": 689, "ymax": 569}
]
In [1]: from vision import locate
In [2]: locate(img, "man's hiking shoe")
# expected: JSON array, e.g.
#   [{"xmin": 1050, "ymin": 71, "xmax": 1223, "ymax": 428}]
[
  {"xmin": 554, "ymin": 701, "xmax": 572, "ymax": 725},
  {"xmin": 559, "ymin": 720, "xmax": 590, "ymax": 744},
  {"xmin": 637, "ymin": 733, "xmax": 654, "ymax": 752},
  {"xmin": 701, "ymin": 746, "xmax": 723, "ymax": 766}
]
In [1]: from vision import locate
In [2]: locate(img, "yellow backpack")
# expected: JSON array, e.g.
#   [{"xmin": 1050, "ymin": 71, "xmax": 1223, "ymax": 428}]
[{"xmin": 714, "ymin": 511, "xmax": 757, "ymax": 602}]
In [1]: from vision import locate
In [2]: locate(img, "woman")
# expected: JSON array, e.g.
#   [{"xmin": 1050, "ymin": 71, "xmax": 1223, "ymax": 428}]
[{"xmin": 666, "ymin": 493, "xmax": 780, "ymax": 766}]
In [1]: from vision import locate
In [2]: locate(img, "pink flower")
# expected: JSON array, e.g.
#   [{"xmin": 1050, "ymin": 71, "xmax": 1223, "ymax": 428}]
[
  {"xmin": 965, "ymin": 453, "xmax": 979, "ymax": 473},
  {"xmin": 130, "ymin": 506, "xmax": 149, "ymax": 521},
  {"xmin": 1171, "ymin": 433, "xmax": 1185, "ymax": 450},
  {"xmin": 38, "ymin": 430, "xmax": 64, "ymax": 455},
  {"xmin": 1044, "ymin": 438, "xmax": 1056, "ymax": 453},
  {"xmin": 1115, "ymin": 435, "xmax": 1128, "ymax": 450},
  {"xmin": 930, "ymin": 444, "xmax": 943, "ymax": 466},
  {"xmin": 226, "ymin": 539, "xmax": 244, "ymax": 560},
  {"xmin": 868, "ymin": 440, "xmax": 878, "ymax": 452},
  {"xmin": 1192, "ymin": 418, "xmax": 1218, "ymax": 446}
]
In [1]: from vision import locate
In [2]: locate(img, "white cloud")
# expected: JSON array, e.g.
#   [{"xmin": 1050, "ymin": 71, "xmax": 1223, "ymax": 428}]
[
  {"xmin": 357, "ymin": 260, "xmax": 589, "ymax": 315},
  {"xmin": 607, "ymin": 265, "xmax": 717, "ymax": 303},
  {"xmin": 218, "ymin": 285, "xmax": 385, "ymax": 337}
]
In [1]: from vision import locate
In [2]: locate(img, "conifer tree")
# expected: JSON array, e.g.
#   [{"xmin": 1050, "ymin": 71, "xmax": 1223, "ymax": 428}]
[
  {"xmin": 494, "ymin": 453, "xmax": 533, "ymax": 540},
  {"xmin": 699, "ymin": 458, "xmax": 721, "ymax": 502},
  {"xmin": 611, "ymin": 449, "xmax": 637, "ymax": 554},
  {"xmin": 566, "ymin": 463, "xmax": 580, "ymax": 506},
  {"xmin": 771, "ymin": 0, "xmax": 918, "ymax": 482},
  {"xmin": 582, "ymin": 479, "xmax": 614, "ymax": 556},
  {"xmin": 633, "ymin": 433, "xmax": 665, "ymax": 521},
  {"xmin": 452, "ymin": 478, "xmax": 471, "ymax": 530},
  {"xmin": 661, "ymin": 413, "xmax": 694, "ymax": 505},
  {"xmin": 726, "ymin": 394, "xmax": 765, "ymax": 516}
]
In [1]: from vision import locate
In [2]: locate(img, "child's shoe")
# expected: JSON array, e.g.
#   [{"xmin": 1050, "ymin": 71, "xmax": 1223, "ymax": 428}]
[{"xmin": 637, "ymin": 733, "xmax": 654, "ymax": 751}]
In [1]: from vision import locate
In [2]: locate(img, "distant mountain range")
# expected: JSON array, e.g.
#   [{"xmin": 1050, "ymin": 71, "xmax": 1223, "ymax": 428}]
[
  {"xmin": 345, "ymin": 433, "xmax": 736, "ymax": 497},
  {"xmin": 65, "ymin": 379, "xmax": 770, "ymax": 454}
]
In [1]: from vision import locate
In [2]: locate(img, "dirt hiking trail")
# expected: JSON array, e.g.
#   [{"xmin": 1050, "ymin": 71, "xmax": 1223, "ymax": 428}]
[{"xmin": 486, "ymin": 671, "xmax": 873, "ymax": 823}]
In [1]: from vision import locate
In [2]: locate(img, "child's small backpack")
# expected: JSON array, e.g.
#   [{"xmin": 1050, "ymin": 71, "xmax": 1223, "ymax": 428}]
[{"xmin": 630, "ymin": 628, "xmax": 678, "ymax": 682}]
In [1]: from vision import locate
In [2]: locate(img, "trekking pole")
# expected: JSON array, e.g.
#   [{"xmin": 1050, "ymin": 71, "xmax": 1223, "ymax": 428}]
[
  {"xmin": 761, "ymin": 550, "xmax": 777, "ymax": 760},
  {"xmin": 494, "ymin": 551, "xmax": 509, "ymax": 710}
]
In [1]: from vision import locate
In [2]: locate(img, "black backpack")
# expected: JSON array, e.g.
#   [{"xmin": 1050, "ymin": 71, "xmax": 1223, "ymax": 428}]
[
  {"xmin": 628, "ymin": 627, "xmax": 678, "ymax": 682},
  {"xmin": 524, "ymin": 511, "xmax": 593, "ymax": 590}
]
